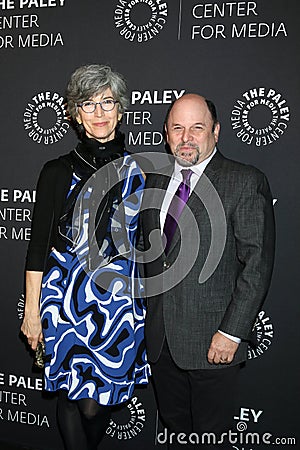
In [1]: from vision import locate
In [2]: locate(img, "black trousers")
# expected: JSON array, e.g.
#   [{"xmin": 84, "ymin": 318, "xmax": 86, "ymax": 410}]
[{"xmin": 151, "ymin": 340, "xmax": 241, "ymax": 449}]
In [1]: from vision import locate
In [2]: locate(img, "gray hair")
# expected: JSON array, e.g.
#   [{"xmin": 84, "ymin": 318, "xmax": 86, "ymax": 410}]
[{"xmin": 66, "ymin": 64, "xmax": 128, "ymax": 120}]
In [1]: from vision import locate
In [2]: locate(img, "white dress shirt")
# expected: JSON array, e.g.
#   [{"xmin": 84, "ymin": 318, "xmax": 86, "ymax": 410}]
[{"xmin": 160, "ymin": 149, "xmax": 241, "ymax": 344}]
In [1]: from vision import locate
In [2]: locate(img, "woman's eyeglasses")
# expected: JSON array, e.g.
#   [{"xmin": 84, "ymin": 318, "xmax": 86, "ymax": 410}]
[{"xmin": 76, "ymin": 99, "xmax": 118, "ymax": 113}]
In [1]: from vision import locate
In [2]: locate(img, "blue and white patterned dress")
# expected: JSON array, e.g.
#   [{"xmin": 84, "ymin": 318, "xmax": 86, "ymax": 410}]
[{"xmin": 40, "ymin": 155, "xmax": 150, "ymax": 406}]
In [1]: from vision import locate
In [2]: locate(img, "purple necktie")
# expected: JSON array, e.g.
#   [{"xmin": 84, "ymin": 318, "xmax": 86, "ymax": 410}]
[{"xmin": 163, "ymin": 169, "xmax": 193, "ymax": 254}]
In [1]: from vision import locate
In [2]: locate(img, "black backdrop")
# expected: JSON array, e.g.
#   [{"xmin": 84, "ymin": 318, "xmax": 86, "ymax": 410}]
[{"xmin": 0, "ymin": 1, "xmax": 299, "ymax": 449}]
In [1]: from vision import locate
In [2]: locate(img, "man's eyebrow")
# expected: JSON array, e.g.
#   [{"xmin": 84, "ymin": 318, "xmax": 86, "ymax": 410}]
[
  {"xmin": 170, "ymin": 122, "xmax": 206, "ymax": 127},
  {"xmin": 193, "ymin": 122, "xmax": 206, "ymax": 126}
]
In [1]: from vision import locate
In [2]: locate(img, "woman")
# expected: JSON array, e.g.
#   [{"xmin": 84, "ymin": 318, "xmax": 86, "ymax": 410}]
[{"xmin": 21, "ymin": 64, "xmax": 150, "ymax": 450}]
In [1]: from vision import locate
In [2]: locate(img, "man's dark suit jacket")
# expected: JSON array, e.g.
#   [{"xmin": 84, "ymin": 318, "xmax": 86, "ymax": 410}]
[{"xmin": 140, "ymin": 151, "xmax": 275, "ymax": 370}]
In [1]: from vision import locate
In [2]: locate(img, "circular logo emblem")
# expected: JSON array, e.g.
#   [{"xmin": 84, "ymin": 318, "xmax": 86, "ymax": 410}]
[
  {"xmin": 23, "ymin": 91, "xmax": 70, "ymax": 145},
  {"xmin": 114, "ymin": 0, "xmax": 168, "ymax": 43},
  {"xmin": 231, "ymin": 87, "xmax": 290, "ymax": 147},
  {"xmin": 247, "ymin": 310, "xmax": 274, "ymax": 359},
  {"xmin": 106, "ymin": 396, "xmax": 146, "ymax": 440}
]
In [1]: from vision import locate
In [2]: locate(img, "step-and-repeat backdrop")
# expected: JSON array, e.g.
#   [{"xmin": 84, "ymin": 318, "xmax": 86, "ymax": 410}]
[{"xmin": 0, "ymin": 1, "xmax": 299, "ymax": 449}]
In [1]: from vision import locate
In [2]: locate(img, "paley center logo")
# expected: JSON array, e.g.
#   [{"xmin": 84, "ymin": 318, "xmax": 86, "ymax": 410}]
[
  {"xmin": 114, "ymin": 0, "xmax": 168, "ymax": 43},
  {"xmin": 247, "ymin": 310, "xmax": 274, "ymax": 360},
  {"xmin": 231, "ymin": 87, "xmax": 290, "ymax": 147},
  {"xmin": 106, "ymin": 396, "xmax": 146, "ymax": 440},
  {"xmin": 23, "ymin": 91, "xmax": 70, "ymax": 145}
]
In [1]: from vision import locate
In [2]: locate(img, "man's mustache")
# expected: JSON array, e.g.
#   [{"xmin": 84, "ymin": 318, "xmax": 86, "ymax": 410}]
[{"xmin": 176, "ymin": 142, "xmax": 200, "ymax": 151}]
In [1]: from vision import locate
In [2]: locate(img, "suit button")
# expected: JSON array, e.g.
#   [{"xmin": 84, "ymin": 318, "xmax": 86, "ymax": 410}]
[{"xmin": 163, "ymin": 261, "xmax": 170, "ymax": 269}]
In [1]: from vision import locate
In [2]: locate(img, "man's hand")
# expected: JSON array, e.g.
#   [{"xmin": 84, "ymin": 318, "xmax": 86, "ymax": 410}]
[{"xmin": 207, "ymin": 332, "xmax": 239, "ymax": 365}]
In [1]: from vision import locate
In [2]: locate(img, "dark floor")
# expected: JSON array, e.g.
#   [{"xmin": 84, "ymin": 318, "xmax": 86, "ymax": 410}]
[{"xmin": 0, "ymin": 443, "xmax": 37, "ymax": 450}]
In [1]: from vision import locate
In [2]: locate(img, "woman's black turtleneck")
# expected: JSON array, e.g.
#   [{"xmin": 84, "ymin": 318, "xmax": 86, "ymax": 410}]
[{"xmin": 76, "ymin": 130, "xmax": 127, "ymax": 171}]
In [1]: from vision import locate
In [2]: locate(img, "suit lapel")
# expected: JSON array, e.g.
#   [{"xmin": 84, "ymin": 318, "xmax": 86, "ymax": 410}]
[
  {"xmin": 144, "ymin": 167, "xmax": 172, "ymax": 237},
  {"xmin": 202, "ymin": 150, "xmax": 224, "ymax": 182}
]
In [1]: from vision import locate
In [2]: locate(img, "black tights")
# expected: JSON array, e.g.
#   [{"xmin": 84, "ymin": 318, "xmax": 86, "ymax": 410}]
[{"xmin": 57, "ymin": 390, "xmax": 112, "ymax": 450}]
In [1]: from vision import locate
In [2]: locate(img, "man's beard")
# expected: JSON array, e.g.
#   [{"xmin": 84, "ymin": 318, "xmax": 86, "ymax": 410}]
[{"xmin": 174, "ymin": 143, "xmax": 200, "ymax": 166}]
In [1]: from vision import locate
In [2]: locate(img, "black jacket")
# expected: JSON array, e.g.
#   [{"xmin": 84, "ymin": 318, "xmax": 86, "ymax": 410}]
[{"xmin": 26, "ymin": 154, "xmax": 73, "ymax": 271}]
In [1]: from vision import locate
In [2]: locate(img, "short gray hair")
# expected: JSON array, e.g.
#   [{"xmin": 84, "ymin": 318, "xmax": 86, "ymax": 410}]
[{"xmin": 66, "ymin": 64, "xmax": 128, "ymax": 120}]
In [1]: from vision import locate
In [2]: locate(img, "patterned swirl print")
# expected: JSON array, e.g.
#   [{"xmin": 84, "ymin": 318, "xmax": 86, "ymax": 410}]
[{"xmin": 40, "ymin": 155, "xmax": 150, "ymax": 405}]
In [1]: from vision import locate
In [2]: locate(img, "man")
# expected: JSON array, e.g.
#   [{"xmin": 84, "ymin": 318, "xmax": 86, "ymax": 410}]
[{"xmin": 140, "ymin": 94, "xmax": 275, "ymax": 447}]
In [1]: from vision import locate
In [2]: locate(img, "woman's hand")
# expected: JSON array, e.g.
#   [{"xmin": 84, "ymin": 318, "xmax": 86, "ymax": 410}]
[
  {"xmin": 21, "ymin": 313, "xmax": 43, "ymax": 351},
  {"xmin": 21, "ymin": 271, "xmax": 44, "ymax": 350}
]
